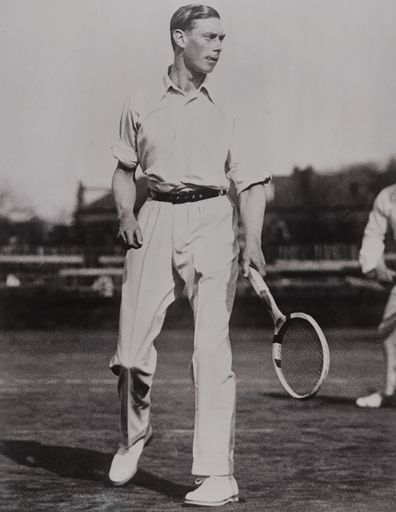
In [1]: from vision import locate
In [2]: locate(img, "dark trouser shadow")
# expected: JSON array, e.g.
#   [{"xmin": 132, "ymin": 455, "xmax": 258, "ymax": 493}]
[{"xmin": 0, "ymin": 440, "xmax": 192, "ymax": 498}]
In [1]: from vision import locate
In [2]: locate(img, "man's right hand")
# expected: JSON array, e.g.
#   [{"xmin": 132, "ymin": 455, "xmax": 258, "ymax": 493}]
[
  {"xmin": 117, "ymin": 210, "xmax": 143, "ymax": 250},
  {"xmin": 366, "ymin": 259, "xmax": 396, "ymax": 284}
]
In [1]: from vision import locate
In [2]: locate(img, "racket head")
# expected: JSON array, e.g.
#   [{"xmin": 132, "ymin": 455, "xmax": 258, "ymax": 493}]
[{"xmin": 272, "ymin": 312, "xmax": 330, "ymax": 399}]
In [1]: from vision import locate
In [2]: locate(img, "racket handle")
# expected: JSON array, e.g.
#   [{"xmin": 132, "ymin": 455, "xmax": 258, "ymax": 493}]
[{"xmin": 247, "ymin": 267, "xmax": 286, "ymax": 329}]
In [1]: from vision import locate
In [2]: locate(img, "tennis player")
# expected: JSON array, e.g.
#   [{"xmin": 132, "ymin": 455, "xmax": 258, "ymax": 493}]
[
  {"xmin": 356, "ymin": 184, "xmax": 396, "ymax": 407},
  {"xmin": 108, "ymin": 4, "xmax": 271, "ymax": 506}
]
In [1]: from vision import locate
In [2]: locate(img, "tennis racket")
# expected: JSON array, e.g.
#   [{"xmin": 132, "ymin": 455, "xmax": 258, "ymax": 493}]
[{"xmin": 248, "ymin": 267, "xmax": 330, "ymax": 400}]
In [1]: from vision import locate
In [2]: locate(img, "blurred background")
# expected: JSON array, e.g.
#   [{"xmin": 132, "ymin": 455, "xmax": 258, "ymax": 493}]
[{"xmin": 1, "ymin": 0, "xmax": 396, "ymax": 329}]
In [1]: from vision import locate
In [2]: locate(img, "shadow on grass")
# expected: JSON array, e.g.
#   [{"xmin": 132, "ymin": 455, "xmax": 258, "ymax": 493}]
[
  {"xmin": 0, "ymin": 440, "xmax": 192, "ymax": 498},
  {"xmin": 263, "ymin": 392, "xmax": 357, "ymax": 405}
]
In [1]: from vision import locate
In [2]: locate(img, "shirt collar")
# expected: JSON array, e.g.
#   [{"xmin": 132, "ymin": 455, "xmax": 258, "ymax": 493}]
[{"xmin": 162, "ymin": 68, "xmax": 216, "ymax": 104}]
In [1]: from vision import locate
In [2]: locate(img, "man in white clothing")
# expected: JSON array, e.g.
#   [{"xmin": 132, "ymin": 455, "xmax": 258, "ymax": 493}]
[
  {"xmin": 107, "ymin": 4, "xmax": 271, "ymax": 506},
  {"xmin": 356, "ymin": 184, "xmax": 396, "ymax": 408}
]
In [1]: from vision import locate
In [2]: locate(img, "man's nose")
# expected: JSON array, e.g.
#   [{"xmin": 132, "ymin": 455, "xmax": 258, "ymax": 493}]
[{"xmin": 213, "ymin": 38, "xmax": 223, "ymax": 52}]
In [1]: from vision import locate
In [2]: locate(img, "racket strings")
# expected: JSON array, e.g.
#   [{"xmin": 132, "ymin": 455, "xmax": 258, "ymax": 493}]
[{"xmin": 279, "ymin": 318, "xmax": 324, "ymax": 396}]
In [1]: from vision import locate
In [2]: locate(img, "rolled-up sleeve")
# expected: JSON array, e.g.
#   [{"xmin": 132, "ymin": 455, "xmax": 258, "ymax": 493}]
[
  {"xmin": 226, "ymin": 116, "xmax": 271, "ymax": 194},
  {"xmin": 111, "ymin": 98, "xmax": 139, "ymax": 169},
  {"xmin": 359, "ymin": 190, "xmax": 390, "ymax": 273}
]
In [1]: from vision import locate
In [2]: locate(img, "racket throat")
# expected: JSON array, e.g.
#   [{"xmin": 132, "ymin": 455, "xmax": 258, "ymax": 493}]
[
  {"xmin": 258, "ymin": 291, "xmax": 285, "ymax": 330},
  {"xmin": 274, "ymin": 314, "xmax": 286, "ymax": 334}
]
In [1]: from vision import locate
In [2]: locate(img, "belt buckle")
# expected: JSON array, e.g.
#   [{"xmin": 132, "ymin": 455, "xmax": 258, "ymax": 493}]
[{"xmin": 170, "ymin": 190, "xmax": 182, "ymax": 204}]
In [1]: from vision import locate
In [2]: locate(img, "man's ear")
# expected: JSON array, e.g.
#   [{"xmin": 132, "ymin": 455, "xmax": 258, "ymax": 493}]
[{"xmin": 172, "ymin": 29, "xmax": 187, "ymax": 49}]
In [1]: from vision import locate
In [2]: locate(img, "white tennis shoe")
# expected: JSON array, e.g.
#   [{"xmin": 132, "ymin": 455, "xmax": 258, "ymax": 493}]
[
  {"xmin": 109, "ymin": 426, "xmax": 153, "ymax": 485},
  {"xmin": 355, "ymin": 391, "xmax": 393, "ymax": 408},
  {"xmin": 184, "ymin": 475, "xmax": 239, "ymax": 507}
]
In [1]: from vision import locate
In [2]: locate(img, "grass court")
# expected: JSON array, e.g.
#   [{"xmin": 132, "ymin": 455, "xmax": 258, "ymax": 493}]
[{"xmin": 1, "ymin": 325, "xmax": 395, "ymax": 511}]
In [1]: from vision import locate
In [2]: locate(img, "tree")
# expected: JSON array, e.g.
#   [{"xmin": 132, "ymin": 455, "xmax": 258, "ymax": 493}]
[{"xmin": 0, "ymin": 181, "xmax": 46, "ymax": 247}]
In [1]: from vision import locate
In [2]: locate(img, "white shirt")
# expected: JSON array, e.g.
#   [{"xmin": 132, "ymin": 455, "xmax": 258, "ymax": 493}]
[
  {"xmin": 360, "ymin": 184, "xmax": 396, "ymax": 273},
  {"xmin": 112, "ymin": 71, "xmax": 271, "ymax": 195}
]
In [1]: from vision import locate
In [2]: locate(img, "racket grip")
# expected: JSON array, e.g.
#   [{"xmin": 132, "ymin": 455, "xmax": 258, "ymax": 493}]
[{"xmin": 247, "ymin": 267, "xmax": 285, "ymax": 327}]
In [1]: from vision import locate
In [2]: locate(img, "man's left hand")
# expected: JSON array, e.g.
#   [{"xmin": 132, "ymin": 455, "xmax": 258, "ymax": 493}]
[{"xmin": 240, "ymin": 237, "xmax": 266, "ymax": 278}]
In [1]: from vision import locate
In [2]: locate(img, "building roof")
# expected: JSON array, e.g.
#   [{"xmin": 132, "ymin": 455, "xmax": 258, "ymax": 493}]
[
  {"xmin": 269, "ymin": 166, "xmax": 379, "ymax": 211},
  {"xmin": 80, "ymin": 193, "xmax": 114, "ymax": 213}
]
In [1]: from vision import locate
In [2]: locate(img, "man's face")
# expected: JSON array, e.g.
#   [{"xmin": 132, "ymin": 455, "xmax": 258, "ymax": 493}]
[{"xmin": 183, "ymin": 18, "xmax": 225, "ymax": 74}]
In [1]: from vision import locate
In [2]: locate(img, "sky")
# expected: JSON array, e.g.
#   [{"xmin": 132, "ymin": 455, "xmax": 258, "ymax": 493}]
[{"xmin": 1, "ymin": 0, "xmax": 396, "ymax": 219}]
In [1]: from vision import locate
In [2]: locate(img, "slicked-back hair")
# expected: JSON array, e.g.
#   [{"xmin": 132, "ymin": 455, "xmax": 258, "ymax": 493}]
[{"xmin": 170, "ymin": 4, "xmax": 221, "ymax": 49}]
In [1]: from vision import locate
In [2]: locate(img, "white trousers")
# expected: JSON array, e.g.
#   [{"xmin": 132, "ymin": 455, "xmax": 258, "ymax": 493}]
[
  {"xmin": 110, "ymin": 195, "xmax": 239, "ymax": 475},
  {"xmin": 378, "ymin": 285, "xmax": 396, "ymax": 394},
  {"xmin": 378, "ymin": 285, "xmax": 396, "ymax": 341}
]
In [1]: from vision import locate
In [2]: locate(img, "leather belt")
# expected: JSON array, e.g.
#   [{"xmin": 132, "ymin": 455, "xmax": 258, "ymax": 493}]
[{"xmin": 148, "ymin": 188, "xmax": 227, "ymax": 204}]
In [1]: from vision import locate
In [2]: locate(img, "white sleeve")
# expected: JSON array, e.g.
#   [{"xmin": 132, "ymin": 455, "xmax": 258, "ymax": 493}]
[
  {"xmin": 359, "ymin": 190, "xmax": 390, "ymax": 273},
  {"xmin": 226, "ymin": 115, "xmax": 271, "ymax": 194},
  {"xmin": 111, "ymin": 97, "xmax": 140, "ymax": 169}
]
